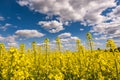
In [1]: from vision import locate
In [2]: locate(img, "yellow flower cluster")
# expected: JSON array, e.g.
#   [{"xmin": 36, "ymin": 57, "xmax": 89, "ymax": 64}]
[{"xmin": 0, "ymin": 42, "xmax": 120, "ymax": 80}]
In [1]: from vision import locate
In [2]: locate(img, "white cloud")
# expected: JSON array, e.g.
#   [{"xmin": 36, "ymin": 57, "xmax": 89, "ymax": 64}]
[
  {"xmin": 95, "ymin": 36, "xmax": 107, "ymax": 40},
  {"xmin": 38, "ymin": 20, "xmax": 64, "ymax": 33},
  {"xmin": 94, "ymin": 42, "xmax": 104, "ymax": 49},
  {"xmin": 93, "ymin": 33, "xmax": 100, "ymax": 36},
  {"xmin": 15, "ymin": 29, "xmax": 45, "ymax": 38},
  {"xmin": 49, "ymin": 32, "xmax": 81, "ymax": 50},
  {"xmin": 17, "ymin": 0, "xmax": 29, "ymax": 6},
  {"xmin": 0, "ymin": 35, "xmax": 18, "ymax": 47},
  {"xmin": 0, "ymin": 35, "xmax": 5, "ymax": 41},
  {"xmin": 58, "ymin": 32, "xmax": 71, "ymax": 38},
  {"xmin": 115, "ymin": 40, "xmax": 120, "ymax": 42},
  {"xmin": 17, "ymin": 0, "xmax": 120, "ymax": 43},
  {"xmin": 0, "ymin": 35, "xmax": 17, "ymax": 42},
  {"xmin": 17, "ymin": 0, "xmax": 116, "ymax": 24},
  {"xmin": 92, "ymin": 19, "xmax": 120, "ymax": 34},
  {"xmin": 0, "ymin": 23, "xmax": 12, "ymax": 31},
  {"xmin": 108, "ymin": 5, "xmax": 120, "ymax": 18},
  {"xmin": 95, "ymin": 42, "xmax": 103, "ymax": 46},
  {"xmin": 91, "ymin": 5, "xmax": 120, "ymax": 40},
  {"xmin": 7, "ymin": 42, "xmax": 18, "ymax": 47},
  {"xmin": 70, "ymin": 37, "xmax": 79, "ymax": 41},
  {"xmin": 80, "ymin": 28, "xmax": 84, "ymax": 31},
  {"xmin": 60, "ymin": 38, "xmax": 70, "ymax": 43},
  {"xmin": 5, "ymin": 35, "xmax": 18, "ymax": 43},
  {"xmin": 0, "ymin": 16, "xmax": 5, "ymax": 21},
  {"xmin": 63, "ymin": 43, "xmax": 76, "ymax": 51},
  {"xmin": 58, "ymin": 32, "xmax": 79, "ymax": 43}
]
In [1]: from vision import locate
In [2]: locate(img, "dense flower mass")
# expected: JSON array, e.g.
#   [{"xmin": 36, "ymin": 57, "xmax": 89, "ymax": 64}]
[{"xmin": 0, "ymin": 37, "xmax": 120, "ymax": 80}]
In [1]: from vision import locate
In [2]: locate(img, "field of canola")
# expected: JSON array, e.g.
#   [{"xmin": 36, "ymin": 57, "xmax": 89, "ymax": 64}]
[
  {"xmin": 0, "ymin": 44, "xmax": 120, "ymax": 80},
  {"xmin": 0, "ymin": 33, "xmax": 120, "ymax": 80}
]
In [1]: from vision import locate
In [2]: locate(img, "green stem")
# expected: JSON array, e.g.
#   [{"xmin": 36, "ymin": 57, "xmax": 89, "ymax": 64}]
[{"xmin": 113, "ymin": 51, "xmax": 119, "ymax": 80}]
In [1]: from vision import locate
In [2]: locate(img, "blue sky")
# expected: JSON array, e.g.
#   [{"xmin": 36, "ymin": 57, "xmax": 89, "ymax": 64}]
[{"xmin": 0, "ymin": 0, "xmax": 120, "ymax": 50}]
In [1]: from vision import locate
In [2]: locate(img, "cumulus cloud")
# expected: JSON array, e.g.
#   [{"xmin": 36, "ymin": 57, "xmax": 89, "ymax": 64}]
[
  {"xmin": 0, "ymin": 35, "xmax": 18, "ymax": 47},
  {"xmin": 5, "ymin": 35, "xmax": 18, "ymax": 43},
  {"xmin": 7, "ymin": 42, "xmax": 18, "ymax": 47},
  {"xmin": 15, "ymin": 29, "xmax": 45, "ymax": 38},
  {"xmin": 108, "ymin": 5, "xmax": 120, "ymax": 18},
  {"xmin": 7, "ymin": 36, "xmax": 18, "ymax": 47},
  {"xmin": 92, "ymin": 19, "xmax": 120, "ymax": 34},
  {"xmin": 94, "ymin": 42, "xmax": 105, "ymax": 49},
  {"xmin": 95, "ymin": 35, "xmax": 108, "ymax": 40},
  {"xmin": 58, "ymin": 32, "xmax": 71, "ymax": 38},
  {"xmin": 49, "ymin": 32, "xmax": 80, "ymax": 50},
  {"xmin": 17, "ymin": 0, "xmax": 120, "ymax": 42},
  {"xmin": 17, "ymin": 0, "xmax": 116, "ymax": 24},
  {"xmin": 92, "ymin": 5, "xmax": 120, "ymax": 40},
  {"xmin": 17, "ymin": 0, "xmax": 29, "ymax": 6},
  {"xmin": 63, "ymin": 43, "xmax": 76, "ymax": 50},
  {"xmin": 38, "ymin": 20, "xmax": 64, "ymax": 33},
  {"xmin": 61, "ymin": 36, "xmax": 80, "ymax": 51},
  {"xmin": 57, "ymin": 32, "xmax": 79, "ymax": 43},
  {"xmin": 70, "ymin": 37, "xmax": 79, "ymax": 41},
  {"xmin": 0, "ymin": 35, "xmax": 5, "ymax": 41}
]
